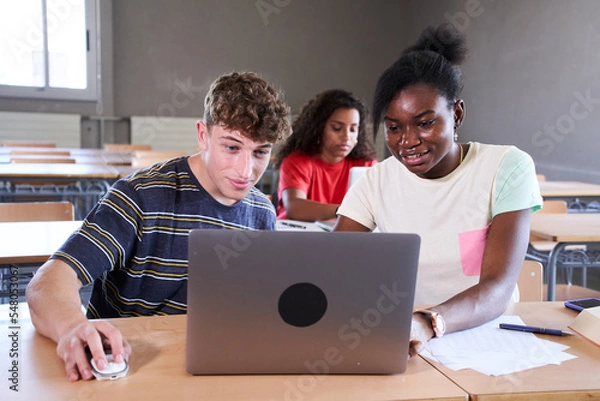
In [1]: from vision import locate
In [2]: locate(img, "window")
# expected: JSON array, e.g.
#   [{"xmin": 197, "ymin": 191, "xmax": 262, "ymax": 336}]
[{"xmin": 0, "ymin": 0, "xmax": 97, "ymax": 101}]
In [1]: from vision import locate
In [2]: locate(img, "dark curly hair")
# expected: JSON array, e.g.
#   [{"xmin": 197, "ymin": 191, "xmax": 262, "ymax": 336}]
[
  {"xmin": 274, "ymin": 89, "xmax": 376, "ymax": 167},
  {"xmin": 372, "ymin": 23, "xmax": 468, "ymax": 138},
  {"xmin": 204, "ymin": 71, "xmax": 291, "ymax": 143}
]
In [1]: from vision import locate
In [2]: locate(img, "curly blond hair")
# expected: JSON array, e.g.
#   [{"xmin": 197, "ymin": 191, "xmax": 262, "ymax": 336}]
[{"xmin": 204, "ymin": 72, "xmax": 291, "ymax": 143}]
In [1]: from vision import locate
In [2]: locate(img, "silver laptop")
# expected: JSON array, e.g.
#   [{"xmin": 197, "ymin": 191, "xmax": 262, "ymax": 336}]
[{"xmin": 186, "ymin": 229, "xmax": 420, "ymax": 375}]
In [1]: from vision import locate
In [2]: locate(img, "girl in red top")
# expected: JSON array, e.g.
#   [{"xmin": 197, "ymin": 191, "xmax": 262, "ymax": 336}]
[{"xmin": 275, "ymin": 89, "xmax": 377, "ymax": 221}]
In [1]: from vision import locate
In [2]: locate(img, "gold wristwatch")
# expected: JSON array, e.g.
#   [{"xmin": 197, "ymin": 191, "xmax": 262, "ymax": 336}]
[{"xmin": 416, "ymin": 310, "xmax": 446, "ymax": 338}]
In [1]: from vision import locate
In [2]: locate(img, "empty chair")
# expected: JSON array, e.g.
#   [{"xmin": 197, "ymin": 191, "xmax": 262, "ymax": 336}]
[{"xmin": 516, "ymin": 260, "xmax": 543, "ymax": 302}]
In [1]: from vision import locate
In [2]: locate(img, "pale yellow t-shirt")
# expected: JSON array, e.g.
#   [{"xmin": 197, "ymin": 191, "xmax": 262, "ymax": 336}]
[{"xmin": 339, "ymin": 142, "xmax": 542, "ymax": 305}]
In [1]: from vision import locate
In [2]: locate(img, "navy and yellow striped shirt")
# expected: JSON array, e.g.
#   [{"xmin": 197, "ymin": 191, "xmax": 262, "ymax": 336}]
[{"xmin": 51, "ymin": 157, "xmax": 276, "ymax": 318}]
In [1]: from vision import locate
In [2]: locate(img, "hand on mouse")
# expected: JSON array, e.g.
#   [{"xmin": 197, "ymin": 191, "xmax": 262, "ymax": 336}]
[{"xmin": 56, "ymin": 319, "xmax": 131, "ymax": 382}]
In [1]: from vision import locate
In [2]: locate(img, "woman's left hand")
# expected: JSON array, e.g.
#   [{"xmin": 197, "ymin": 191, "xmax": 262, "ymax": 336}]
[{"xmin": 409, "ymin": 312, "xmax": 434, "ymax": 358}]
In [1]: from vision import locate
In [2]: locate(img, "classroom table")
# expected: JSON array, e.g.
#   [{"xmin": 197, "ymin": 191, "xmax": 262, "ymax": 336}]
[
  {"xmin": 424, "ymin": 301, "xmax": 600, "ymax": 400},
  {"xmin": 0, "ymin": 304, "xmax": 468, "ymax": 401},
  {"xmin": 0, "ymin": 221, "xmax": 82, "ymax": 304},
  {"xmin": 2, "ymin": 302, "xmax": 598, "ymax": 401},
  {"xmin": 2, "ymin": 223, "xmax": 599, "ymax": 399},
  {"xmin": 538, "ymin": 181, "xmax": 600, "ymax": 212},
  {"xmin": 0, "ymin": 146, "xmax": 191, "ymax": 178},
  {"xmin": 0, "ymin": 147, "xmax": 133, "ymax": 166},
  {"xmin": 0, "ymin": 161, "xmax": 119, "ymax": 180},
  {"xmin": 0, "ymin": 154, "xmax": 130, "ymax": 165},
  {"xmin": 0, "ymin": 220, "xmax": 81, "ymax": 265},
  {"xmin": 529, "ymin": 213, "xmax": 600, "ymax": 301},
  {"xmin": 0, "ymin": 163, "xmax": 120, "ymax": 219}
]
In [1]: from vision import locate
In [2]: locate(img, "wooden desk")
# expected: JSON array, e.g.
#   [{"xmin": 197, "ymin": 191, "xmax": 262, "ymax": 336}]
[
  {"xmin": 0, "ymin": 162, "xmax": 120, "ymax": 180},
  {"xmin": 0, "ymin": 305, "xmax": 467, "ymax": 401},
  {"xmin": 0, "ymin": 147, "xmax": 133, "ymax": 166},
  {"xmin": 539, "ymin": 181, "xmax": 600, "ymax": 212},
  {"xmin": 0, "ymin": 221, "xmax": 81, "ymax": 264},
  {"xmin": 0, "ymin": 147, "xmax": 186, "ymax": 175},
  {"xmin": 0, "ymin": 163, "xmax": 119, "ymax": 219},
  {"xmin": 114, "ymin": 165, "xmax": 138, "ymax": 178},
  {"xmin": 0, "ymin": 154, "xmax": 128, "ymax": 165},
  {"xmin": 530, "ymin": 213, "xmax": 600, "ymax": 300},
  {"xmin": 539, "ymin": 181, "xmax": 600, "ymax": 197},
  {"xmin": 0, "ymin": 221, "xmax": 81, "ymax": 303},
  {"xmin": 424, "ymin": 302, "xmax": 600, "ymax": 400},
  {"xmin": 65, "ymin": 148, "xmax": 133, "ymax": 166}
]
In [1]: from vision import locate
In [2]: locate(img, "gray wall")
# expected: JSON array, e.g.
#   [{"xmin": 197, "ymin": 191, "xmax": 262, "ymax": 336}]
[
  {"xmin": 112, "ymin": 0, "xmax": 407, "ymax": 118},
  {"xmin": 402, "ymin": 0, "xmax": 600, "ymax": 182},
  {"xmin": 1, "ymin": 0, "xmax": 599, "ymax": 182}
]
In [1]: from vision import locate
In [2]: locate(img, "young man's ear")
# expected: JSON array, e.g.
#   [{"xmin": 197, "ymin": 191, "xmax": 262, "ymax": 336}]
[{"xmin": 196, "ymin": 120, "xmax": 209, "ymax": 151}]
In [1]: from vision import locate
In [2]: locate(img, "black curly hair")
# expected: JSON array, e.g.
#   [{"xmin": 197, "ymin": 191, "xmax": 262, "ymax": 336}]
[
  {"xmin": 274, "ymin": 89, "xmax": 376, "ymax": 168},
  {"xmin": 372, "ymin": 23, "xmax": 468, "ymax": 139}
]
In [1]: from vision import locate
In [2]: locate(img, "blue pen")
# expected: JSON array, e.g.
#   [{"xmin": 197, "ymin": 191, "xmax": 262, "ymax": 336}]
[{"xmin": 499, "ymin": 323, "xmax": 572, "ymax": 336}]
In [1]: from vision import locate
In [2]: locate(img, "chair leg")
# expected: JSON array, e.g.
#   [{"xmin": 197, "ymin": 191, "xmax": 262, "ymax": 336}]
[{"xmin": 565, "ymin": 267, "xmax": 573, "ymax": 286}]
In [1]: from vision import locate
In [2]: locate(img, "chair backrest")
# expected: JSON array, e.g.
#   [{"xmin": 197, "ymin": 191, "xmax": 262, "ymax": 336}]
[
  {"xmin": 0, "ymin": 201, "xmax": 75, "ymax": 222},
  {"xmin": 103, "ymin": 143, "xmax": 152, "ymax": 152},
  {"xmin": 516, "ymin": 260, "xmax": 543, "ymax": 302}
]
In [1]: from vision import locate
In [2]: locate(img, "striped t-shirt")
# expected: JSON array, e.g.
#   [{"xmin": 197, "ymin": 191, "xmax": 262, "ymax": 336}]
[{"xmin": 51, "ymin": 156, "xmax": 276, "ymax": 318}]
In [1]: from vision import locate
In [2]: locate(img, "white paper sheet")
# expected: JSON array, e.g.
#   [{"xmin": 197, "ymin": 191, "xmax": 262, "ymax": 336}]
[{"xmin": 421, "ymin": 315, "xmax": 577, "ymax": 376}]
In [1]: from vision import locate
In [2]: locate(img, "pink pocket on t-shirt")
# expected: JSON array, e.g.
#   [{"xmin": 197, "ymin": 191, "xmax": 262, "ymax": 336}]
[{"xmin": 458, "ymin": 224, "xmax": 491, "ymax": 276}]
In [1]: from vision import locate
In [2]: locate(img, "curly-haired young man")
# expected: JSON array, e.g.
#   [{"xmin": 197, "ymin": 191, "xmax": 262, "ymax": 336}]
[{"xmin": 26, "ymin": 72, "xmax": 291, "ymax": 382}]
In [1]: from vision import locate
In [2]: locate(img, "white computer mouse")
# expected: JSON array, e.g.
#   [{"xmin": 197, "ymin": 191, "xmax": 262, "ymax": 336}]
[{"xmin": 89, "ymin": 350, "xmax": 129, "ymax": 381}]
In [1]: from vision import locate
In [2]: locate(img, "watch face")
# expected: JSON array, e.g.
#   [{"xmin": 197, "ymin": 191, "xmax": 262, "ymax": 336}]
[
  {"xmin": 430, "ymin": 312, "xmax": 445, "ymax": 338},
  {"xmin": 434, "ymin": 314, "xmax": 445, "ymax": 334},
  {"xmin": 417, "ymin": 310, "xmax": 445, "ymax": 338}
]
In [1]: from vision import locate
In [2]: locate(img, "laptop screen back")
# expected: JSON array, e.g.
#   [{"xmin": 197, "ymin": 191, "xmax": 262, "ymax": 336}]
[{"xmin": 186, "ymin": 229, "xmax": 420, "ymax": 375}]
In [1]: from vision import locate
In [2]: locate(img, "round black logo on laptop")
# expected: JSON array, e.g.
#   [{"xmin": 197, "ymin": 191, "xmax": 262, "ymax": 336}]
[{"xmin": 278, "ymin": 282, "xmax": 328, "ymax": 327}]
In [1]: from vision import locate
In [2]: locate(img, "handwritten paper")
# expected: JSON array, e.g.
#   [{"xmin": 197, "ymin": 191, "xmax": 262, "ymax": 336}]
[
  {"xmin": 276, "ymin": 219, "xmax": 322, "ymax": 231},
  {"xmin": 421, "ymin": 316, "xmax": 577, "ymax": 376}
]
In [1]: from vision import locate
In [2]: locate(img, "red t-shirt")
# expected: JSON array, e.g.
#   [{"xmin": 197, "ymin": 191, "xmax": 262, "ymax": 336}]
[{"xmin": 276, "ymin": 152, "xmax": 377, "ymax": 219}]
